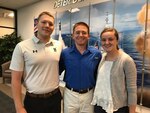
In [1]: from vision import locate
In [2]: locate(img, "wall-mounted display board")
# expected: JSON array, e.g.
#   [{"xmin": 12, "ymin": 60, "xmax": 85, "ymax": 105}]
[{"xmin": 55, "ymin": 1, "xmax": 150, "ymax": 108}]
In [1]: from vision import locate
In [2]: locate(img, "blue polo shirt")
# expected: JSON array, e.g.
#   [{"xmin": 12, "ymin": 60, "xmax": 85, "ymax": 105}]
[{"xmin": 59, "ymin": 45, "xmax": 101, "ymax": 90}]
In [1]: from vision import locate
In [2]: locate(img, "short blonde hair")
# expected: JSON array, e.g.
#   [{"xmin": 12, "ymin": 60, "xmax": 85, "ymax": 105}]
[{"xmin": 37, "ymin": 11, "xmax": 54, "ymax": 22}]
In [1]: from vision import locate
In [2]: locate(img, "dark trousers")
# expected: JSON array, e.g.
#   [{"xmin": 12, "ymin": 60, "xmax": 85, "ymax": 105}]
[
  {"xmin": 24, "ymin": 90, "xmax": 62, "ymax": 113},
  {"xmin": 94, "ymin": 105, "xmax": 129, "ymax": 113}
]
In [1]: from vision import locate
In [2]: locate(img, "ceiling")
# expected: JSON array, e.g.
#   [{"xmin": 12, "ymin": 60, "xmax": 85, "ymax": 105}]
[
  {"xmin": 0, "ymin": 0, "xmax": 42, "ymax": 9},
  {"xmin": 0, "ymin": 0, "xmax": 43, "ymax": 18}
]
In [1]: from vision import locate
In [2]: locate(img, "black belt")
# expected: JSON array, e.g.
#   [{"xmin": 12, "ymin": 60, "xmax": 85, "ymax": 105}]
[
  {"xmin": 66, "ymin": 85, "xmax": 93, "ymax": 94},
  {"xmin": 26, "ymin": 88, "xmax": 59, "ymax": 98}
]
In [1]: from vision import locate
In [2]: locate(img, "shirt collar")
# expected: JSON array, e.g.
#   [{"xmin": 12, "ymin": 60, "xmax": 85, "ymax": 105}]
[
  {"xmin": 32, "ymin": 35, "xmax": 54, "ymax": 46},
  {"xmin": 69, "ymin": 44, "xmax": 93, "ymax": 54}
]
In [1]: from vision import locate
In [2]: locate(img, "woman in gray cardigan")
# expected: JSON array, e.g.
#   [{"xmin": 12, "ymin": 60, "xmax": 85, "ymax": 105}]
[{"xmin": 91, "ymin": 28, "xmax": 137, "ymax": 113}]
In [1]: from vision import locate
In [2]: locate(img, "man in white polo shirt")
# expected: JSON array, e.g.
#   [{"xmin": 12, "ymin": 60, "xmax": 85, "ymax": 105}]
[{"xmin": 10, "ymin": 11, "xmax": 63, "ymax": 113}]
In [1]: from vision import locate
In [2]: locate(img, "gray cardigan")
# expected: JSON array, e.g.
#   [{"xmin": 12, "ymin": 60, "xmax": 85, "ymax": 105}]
[{"xmin": 98, "ymin": 50, "xmax": 137, "ymax": 110}]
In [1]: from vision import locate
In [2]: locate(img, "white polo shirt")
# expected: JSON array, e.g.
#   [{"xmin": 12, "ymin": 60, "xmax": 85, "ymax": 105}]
[{"xmin": 10, "ymin": 36, "xmax": 63, "ymax": 94}]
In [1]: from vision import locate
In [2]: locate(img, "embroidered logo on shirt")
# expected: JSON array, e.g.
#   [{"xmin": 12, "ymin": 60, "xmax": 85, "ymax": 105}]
[
  {"xmin": 33, "ymin": 50, "xmax": 38, "ymax": 53},
  {"xmin": 95, "ymin": 57, "xmax": 99, "ymax": 59},
  {"xmin": 53, "ymin": 48, "xmax": 57, "ymax": 52}
]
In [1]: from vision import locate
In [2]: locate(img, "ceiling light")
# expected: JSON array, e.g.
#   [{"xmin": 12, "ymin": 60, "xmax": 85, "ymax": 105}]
[
  {"xmin": 8, "ymin": 12, "xmax": 14, "ymax": 17},
  {"xmin": 68, "ymin": 8, "xmax": 80, "ymax": 13}
]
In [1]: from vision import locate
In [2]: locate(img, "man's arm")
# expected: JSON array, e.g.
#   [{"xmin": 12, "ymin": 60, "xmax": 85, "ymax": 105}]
[
  {"xmin": 11, "ymin": 70, "xmax": 27, "ymax": 113},
  {"xmin": 59, "ymin": 52, "xmax": 65, "ymax": 75},
  {"xmin": 129, "ymin": 105, "xmax": 136, "ymax": 113}
]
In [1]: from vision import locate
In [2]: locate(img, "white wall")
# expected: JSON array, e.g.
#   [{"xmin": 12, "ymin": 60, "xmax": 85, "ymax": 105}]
[{"xmin": 17, "ymin": 0, "xmax": 109, "ymax": 40}]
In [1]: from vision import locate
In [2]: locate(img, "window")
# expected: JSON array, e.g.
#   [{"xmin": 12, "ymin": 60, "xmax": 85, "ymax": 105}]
[{"xmin": 0, "ymin": 8, "xmax": 17, "ymax": 37}]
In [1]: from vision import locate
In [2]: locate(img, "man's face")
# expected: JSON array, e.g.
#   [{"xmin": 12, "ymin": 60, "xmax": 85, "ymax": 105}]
[
  {"xmin": 37, "ymin": 15, "xmax": 54, "ymax": 38},
  {"xmin": 72, "ymin": 25, "xmax": 89, "ymax": 46}
]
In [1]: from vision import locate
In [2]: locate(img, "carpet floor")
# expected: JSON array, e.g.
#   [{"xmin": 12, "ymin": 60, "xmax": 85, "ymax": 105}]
[{"xmin": 0, "ymin": 91, "xmax": 16, "ymax": 113}]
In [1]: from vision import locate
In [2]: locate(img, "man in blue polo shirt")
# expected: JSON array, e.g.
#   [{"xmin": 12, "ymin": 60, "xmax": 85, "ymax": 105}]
[{"xmin": 59, "ymin": 22, "xmax": 102, "ymax": 113}]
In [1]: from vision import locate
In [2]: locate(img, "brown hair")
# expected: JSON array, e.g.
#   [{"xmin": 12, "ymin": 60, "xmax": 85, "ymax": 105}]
[
  {"xmin": 37, "ymin": 11, "xmax": 54, "ymax": 22},
  {"xmin": 73, "ymin": 22, "xmax": 89, "ymax": 34}
]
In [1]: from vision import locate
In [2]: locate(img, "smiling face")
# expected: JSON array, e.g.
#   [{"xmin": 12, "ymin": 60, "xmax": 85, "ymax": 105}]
[
  {"xmin": 101, "ymin": 31, "xmax": 119, "ymax": 53},
  {"xmin": 72, "ymin": 24, "xmax": 89, "ymax": 47},
  {"xmin": 37, "ymin": 13, "xmax": 54, "ymax": 39}
]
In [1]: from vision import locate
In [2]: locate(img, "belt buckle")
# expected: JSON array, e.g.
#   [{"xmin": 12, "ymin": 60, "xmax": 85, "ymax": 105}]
[
  {"xmin": 79, "ymin": 88, "xmax": 91, "ymax": 94},
  {"xmin": 42, "ymin": 92, "xmax": 50, "ymax": 98},
  {"xmin": 79, "ymin": 89, "xmax": 87, "ymax": 94},
  {"xmin": 79, "ymin": 89, "xmax": 83, "ymax": 93}
]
